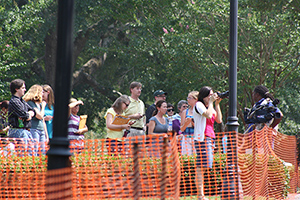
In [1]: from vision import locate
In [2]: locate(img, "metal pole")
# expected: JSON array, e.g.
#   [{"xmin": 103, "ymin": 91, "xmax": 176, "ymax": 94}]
[
  {"xmin": 47, "ymin": 0, "xmax": 74, "ymax": 170},
  {"xmin": 224, "ymin": 0, "xmax": 240, "ymax": 199},
  {"xmin": 133, "ymin": 143, "xmax": 141, "ymax": 200}
]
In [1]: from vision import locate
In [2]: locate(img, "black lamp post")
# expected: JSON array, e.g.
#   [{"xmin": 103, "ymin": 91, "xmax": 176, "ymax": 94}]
[
  {"xmin": 224, "ymin": 0, "xmax": 240, "ymax": 199},
  {"xmin": 47, "ymin": 0, "xmax": 75, "ymax": 170}
]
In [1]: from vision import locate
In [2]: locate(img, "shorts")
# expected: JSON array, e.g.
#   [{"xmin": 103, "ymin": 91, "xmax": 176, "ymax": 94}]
[{"xmin": 194, "ymin": 137, "xmax": 215, "ymax": 169}]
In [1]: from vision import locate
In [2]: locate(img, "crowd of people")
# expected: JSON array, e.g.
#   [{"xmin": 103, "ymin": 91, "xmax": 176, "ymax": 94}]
[
  {"xmin": 103, "ymin": 81, "xmax": 283, "ymax": 200},
  {"xmin": 0, "ymin": 78, "xmax": 88, "ymax": 155},
  {"xmin": 0, "ymin": 79, "xmax": 283, "ymax": 199}
]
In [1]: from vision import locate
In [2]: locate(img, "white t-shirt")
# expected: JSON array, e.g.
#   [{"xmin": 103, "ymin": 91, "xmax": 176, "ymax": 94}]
[{"xmin": 193, "ymin": 101, "xmax": 207, "ymax": 142}]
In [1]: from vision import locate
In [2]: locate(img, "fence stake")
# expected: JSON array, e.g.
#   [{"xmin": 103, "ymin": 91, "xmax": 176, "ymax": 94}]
[
  {"xmin": 133, "ymin": 142, "xmax": 141, "ymax": 200},
  {"xmin": 160, "ymin": 137, "xmax": 168, "ymax": 200}
]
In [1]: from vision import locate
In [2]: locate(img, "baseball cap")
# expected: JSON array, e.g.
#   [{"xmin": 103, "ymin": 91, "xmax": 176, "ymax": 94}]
[{"xmin": 153, "ymin": 90, "xmax": 167, "ymax": 97}]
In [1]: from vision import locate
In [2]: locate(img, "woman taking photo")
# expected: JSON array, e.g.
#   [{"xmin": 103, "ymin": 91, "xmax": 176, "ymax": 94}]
[{"xmin": 193, "ymin": 86, "xmax": 223, "ymax": 200}]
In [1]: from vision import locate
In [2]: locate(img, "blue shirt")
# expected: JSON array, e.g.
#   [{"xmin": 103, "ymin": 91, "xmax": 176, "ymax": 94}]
[{"xmin": 44, "ymin": 104, "xmax": 54, "ymax": 139}]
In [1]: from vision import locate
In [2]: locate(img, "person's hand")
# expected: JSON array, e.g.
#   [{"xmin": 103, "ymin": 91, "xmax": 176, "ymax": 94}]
[
  {"xmin": 75, "ymin": 130, "xmax": 83, "ymax": 135},
  {"xmin": 132, "ymin": 113, "xmax": 144, "ymax": 119},
  {"xmin": 176, "ymin": 134, "xmax": 183, "ymax": 140},
  {"xmin": 3, "ymin": 126, "xmax": 9, "ymax": 133},
  {"xmin": 209, "ymin": 93, "xmax": 218, "ymax": 103},
  {"xmin": 185, "ymin": 118, "xmax": 192, "ymax": 124},
  {"xmin": 215, "ymin": 96, "xmax": 222, "ymax": 104},
  {"xmin": 44, "ymin": 115, "xmax": 53, "ymax": 121},
  {"xmin": 122, "ymin": 124, "xmax": 131, "ymax": 130},
  {"xmin": 41, "ymin": 101, "xmax": 47, "ymax": 108},
  {"xmin": 129, "ymin": 121, "xmax": 136, "ymax": 126}
]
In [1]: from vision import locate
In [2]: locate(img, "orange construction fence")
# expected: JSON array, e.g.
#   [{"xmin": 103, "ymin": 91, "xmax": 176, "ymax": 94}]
[{"xmin": 0, "ymin": 126, "xmax": 298, "ymax": 199}]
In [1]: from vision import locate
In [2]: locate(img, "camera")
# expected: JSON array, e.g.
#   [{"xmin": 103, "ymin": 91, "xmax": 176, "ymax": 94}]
[
  {"xmin": 244, "ymin": 98, "xmax": 280, "ymax": 124},
  {"xmin": 217, "ymin": 91, "xmax": 229, "ymax": 99}
]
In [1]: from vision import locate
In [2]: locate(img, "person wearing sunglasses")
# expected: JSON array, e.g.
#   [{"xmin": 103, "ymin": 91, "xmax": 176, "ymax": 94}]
[
  {"xmin": 104, "ymin": 95, "xmax": 136, "ymax": 155},
  {"xmin": 180, "ymin": 91, "xmax": 199, "ymax": 156},
  {"xmin": 172, "ymin": 100, "xmax": 188, "ymax": 121},
  {"xmin": 166, "ymin": 103, "xmax": 175, "ymax": 132},
  {"xmin": 172, "ymin": 100, "xmax": 188, "ymax": 135}
]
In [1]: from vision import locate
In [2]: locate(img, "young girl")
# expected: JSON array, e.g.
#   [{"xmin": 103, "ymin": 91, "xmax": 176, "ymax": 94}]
[{"xmin": 68, "ymin": 98, "xmax": 88, "ymax": 152}]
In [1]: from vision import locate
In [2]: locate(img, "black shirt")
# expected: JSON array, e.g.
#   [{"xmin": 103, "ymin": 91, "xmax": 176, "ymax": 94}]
[
  {"xmin": 8, "ymin": 95, "xmax": 34, "ymax": 128},
  {"xmin": 146, "ymin": 103, "xmax": 156, "ymax": 124}
]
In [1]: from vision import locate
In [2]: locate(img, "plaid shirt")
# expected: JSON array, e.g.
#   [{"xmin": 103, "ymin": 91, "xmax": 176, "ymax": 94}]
[{"xmin": 8, "ymin": 95, "xmax": 34, "ymax": 128}]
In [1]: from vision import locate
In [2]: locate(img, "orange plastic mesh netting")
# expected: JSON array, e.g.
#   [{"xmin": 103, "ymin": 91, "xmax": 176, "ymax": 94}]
[{"xmin": 0, "ymin": 127, "xmax": 298, "ymax": 200}]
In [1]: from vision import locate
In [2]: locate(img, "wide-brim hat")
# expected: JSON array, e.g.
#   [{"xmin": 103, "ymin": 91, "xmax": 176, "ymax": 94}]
[{"xmin": 69, "ymin": 98, "xmax": 83, "ymax": 108}]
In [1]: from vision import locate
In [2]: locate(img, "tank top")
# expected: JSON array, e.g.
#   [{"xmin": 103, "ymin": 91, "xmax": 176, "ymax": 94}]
[
  {"xmin": 183, "ymin": 109, "xmax": 194, "ymax": 135},
  {"xmin": 204, "ymin": 113, "xmax": 215, "ymax": 138}
]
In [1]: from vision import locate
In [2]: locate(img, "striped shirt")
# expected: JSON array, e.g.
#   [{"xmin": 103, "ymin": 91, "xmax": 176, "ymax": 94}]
[
  {"xmin": 68, "ymin": 114, "xmax": 84, "ymax": 140},
  {"xmin": 8, "ymin": 95, "xmax": 34, "ymax": 128}
]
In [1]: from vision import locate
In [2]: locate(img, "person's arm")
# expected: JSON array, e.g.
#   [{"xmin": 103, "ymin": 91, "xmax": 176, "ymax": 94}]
[
  {"xmin": 202, "ymin": 93, "xmax": 218, "ymax": 119},
  {"xmin": 76, "ymin": 125, "xmax": 88, "ymax": 135},
  {"xmin": 180, "ymin": 109, "xmax": 187, "ymax": 127},
  {"xmin": 34, "ymin": 101, "xmax": 46, "ymax": 120},
  {"xmin": 0, "ymin": 125, "xmax": 9, "ymax": 134},
  {"xmin": 180, "ymin": 109, "xmax": 192, "ymax": 132},
  {"xmin": 10, "ymin": 99, "xmax": 32, "ymax": 120},
  {"xmin": 270, "ymin": 110, "xmax": 283, "ymax": 128},
  {"xmin": 148, "ymin": 120, "xmax": 156, "ymax": 135},
  {"xmin": 128, "ymin": 113, "xmax": 143, "ymax": 119},
  {"xmin": 43, "ymin": 119, "xmax": 49, "ymax": 142},
  {"xmin": 215, "ymin": 98, "xmax": 223, "ymax": 124},
  {"xmin": 106, "ymin": 113, "xmax": 130, "ymax": 130}
]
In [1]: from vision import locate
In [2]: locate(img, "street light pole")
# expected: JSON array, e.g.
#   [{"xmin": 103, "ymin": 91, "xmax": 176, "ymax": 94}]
[
  {"xmin": 47, "ymin": 0, "xmax": 75, "ymax": 170},
  {"xmin": 224, "ymin": 0, "xmax": 240, "ymax": 199}
]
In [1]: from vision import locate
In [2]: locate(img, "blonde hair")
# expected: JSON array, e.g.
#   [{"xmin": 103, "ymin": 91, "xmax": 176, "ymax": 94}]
[
  {"xmin": 23, "ymin": 84, "xmax": 43, "ymax": 103},
  {"xmin": 188, "ymin": 91, "xmax": 199, "ymax": 100},
  {"xmin": 43, "ymin": 84, "xmax": 55, "ymax": 109}
]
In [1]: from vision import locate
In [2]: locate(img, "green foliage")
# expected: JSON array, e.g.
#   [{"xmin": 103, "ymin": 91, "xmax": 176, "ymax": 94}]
[{"xmin": 0, "ymin": 0, "xmax": 299, "ymax": 136}]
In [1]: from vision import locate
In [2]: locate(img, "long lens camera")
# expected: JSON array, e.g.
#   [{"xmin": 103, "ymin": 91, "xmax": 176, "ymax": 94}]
[{"xmin": 217, "ymin": 91, "xmax": 229, "ymax": 99}]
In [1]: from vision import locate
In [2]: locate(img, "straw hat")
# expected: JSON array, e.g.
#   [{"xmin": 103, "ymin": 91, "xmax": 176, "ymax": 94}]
[{"xmin": 69, "ymin": 98, "xmax": 83, "ymax": 108}]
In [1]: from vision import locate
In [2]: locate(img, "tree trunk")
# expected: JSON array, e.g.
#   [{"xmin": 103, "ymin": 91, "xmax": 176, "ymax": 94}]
[{"xmin": 44, "ymin": 29, "xmax": 57, "ymax": 88}]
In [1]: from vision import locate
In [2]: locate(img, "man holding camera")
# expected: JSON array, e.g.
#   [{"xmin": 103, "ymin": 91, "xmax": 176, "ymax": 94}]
[{"xmin": 245, "ymin": 85, "xmax": 283, "ymax": 131}]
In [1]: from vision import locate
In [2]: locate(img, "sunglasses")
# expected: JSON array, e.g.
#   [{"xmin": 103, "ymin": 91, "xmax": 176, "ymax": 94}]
[
  {"xmin": 124, "ymin": 102, "xmax": 130, "ymax": 107},
  {"xmin": 167, "ymin": 109, "xmax": 174, "ymax": 112}
]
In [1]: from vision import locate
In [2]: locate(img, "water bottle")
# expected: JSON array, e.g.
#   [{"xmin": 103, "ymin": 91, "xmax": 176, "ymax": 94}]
[{"xmin": 18, "ymin": 118, "xmax": 24, "ymax": 128}]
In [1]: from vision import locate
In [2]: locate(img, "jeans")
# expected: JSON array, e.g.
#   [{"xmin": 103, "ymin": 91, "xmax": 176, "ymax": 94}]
[
  {"xmin": 8, "ymin": 128, "xmax": 33, "ymax": 156},
  {"xmin": 30, "ymin": 129, "xmax": 46, "ymax": 155}
]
